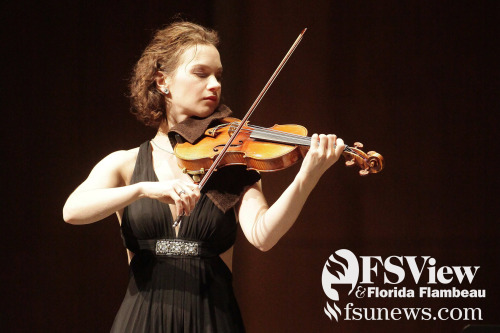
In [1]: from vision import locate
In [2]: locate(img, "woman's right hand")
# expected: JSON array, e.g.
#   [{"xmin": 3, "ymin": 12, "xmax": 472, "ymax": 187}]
[{"xmin": 141, "ymin": 180, "xmax": 200, "ymax": 216}]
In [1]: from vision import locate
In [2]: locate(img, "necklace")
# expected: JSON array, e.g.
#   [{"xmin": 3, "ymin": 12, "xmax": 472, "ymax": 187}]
[{"xmin": 151, "ymin": 139, "xmax": 174, "ymax": 154}]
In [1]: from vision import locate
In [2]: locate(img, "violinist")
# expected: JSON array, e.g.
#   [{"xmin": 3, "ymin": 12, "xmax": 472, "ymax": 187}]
[{"xmin": 63, "ymin": 21, "xmax": 345, "ymax": 332}]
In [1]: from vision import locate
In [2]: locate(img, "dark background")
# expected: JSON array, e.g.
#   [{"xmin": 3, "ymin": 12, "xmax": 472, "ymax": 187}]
[{"xmin": 2, "ymin": 1, "xmax": 498, "ymax": 332}]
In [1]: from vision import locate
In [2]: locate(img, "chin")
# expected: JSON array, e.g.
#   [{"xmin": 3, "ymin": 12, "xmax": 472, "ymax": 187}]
[{"xmin": 196, "ymin": 106, "xmax": 217, "ymax": 118}]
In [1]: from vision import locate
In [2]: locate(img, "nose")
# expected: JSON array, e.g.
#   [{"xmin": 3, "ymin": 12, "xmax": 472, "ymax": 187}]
[{"xmin": 207, "ymin": 75, "xmax": 221, "ymax": 92}]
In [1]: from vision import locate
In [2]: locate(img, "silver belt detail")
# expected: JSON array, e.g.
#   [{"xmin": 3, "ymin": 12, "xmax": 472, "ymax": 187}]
[{"xmin": 155, "ymin": 239, "xmax": 199, "ymax": 256}]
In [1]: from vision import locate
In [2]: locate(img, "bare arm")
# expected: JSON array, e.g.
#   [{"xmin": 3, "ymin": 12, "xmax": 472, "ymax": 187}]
[
  {"xmin": 63, "ymin": 149, "xmax": 199, "ymax": 225},
  {"xmin": 238, "ymin": 134, "xmax": 344, "ymax": 251}
]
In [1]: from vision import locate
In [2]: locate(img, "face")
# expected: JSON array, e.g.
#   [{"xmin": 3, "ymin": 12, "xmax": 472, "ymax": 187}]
[{"xmin": 162, "ymin": 44, "xmax": 222, "ymax": 123}]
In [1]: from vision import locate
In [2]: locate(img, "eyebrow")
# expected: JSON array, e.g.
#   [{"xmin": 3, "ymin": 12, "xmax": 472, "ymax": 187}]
[{"xmin": 192, "ymin": 64, "xmax": 223, "ymax": 74}]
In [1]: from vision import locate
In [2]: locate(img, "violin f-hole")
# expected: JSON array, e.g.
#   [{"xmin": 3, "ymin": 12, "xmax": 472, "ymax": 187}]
[{"xmin": 213, "ymin": 140, "xmax": 244, "ymax": 152}]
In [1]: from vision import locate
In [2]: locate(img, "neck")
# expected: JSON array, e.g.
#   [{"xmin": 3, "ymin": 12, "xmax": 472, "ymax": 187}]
[
  {"xmin": 153, "ymin": 122, "xmax": 174, "ymax": 152},
  {"xmin": 157, "ymin": 119, "xmax": 170, "ymax": 135},
  {"xmin": 166, "ymin": 105, "xmax": 190, "ymax": 129}
]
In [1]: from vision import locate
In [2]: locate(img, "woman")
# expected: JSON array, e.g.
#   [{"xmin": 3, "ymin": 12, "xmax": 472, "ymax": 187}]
[{"xmin": 63, "ymin": 21, "xmax": 344, "ymax": 332}]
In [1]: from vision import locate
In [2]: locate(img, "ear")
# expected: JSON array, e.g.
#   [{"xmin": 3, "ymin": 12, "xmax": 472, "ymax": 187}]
[{"xmin": 155, "ymin": 71, "xmax": 171, "ymax": 93}]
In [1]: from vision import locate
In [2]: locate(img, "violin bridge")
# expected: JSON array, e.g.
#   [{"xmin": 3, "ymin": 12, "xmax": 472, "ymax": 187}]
[
  {"xmin": 204, "ymin": 123, "xmax": 228, "ymax": 137},
  {"xmin": 182, "ymin": 168, "xmax": 205, "ymax": 183}
]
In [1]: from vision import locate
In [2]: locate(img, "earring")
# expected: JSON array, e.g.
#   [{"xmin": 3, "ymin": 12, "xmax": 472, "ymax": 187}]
[{"xmin": 163, "ymin": 88, "xmax": 169, "ymax": 95}]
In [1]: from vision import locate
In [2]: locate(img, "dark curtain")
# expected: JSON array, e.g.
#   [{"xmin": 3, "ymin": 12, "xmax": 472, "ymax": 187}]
[{"xmin": 3, "ymin": 1, "xmax": 498, "ymax": 332}]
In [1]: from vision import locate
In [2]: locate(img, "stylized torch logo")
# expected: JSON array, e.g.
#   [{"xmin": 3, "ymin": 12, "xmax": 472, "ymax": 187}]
[{"xmin": 321, "ymin": 249, "xmax": 359, "ymax": 321}]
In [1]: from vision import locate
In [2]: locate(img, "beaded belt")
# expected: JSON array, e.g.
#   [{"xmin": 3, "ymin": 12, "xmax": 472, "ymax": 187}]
[{"xmin": 138, "ymin": 239, "xmax": 216, "ymax": 257}]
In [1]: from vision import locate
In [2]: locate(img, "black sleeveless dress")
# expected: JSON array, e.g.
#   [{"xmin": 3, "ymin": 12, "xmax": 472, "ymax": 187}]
[{"xmin": 111, "ymin": 142, "xmax": 258, "ymax": 332}]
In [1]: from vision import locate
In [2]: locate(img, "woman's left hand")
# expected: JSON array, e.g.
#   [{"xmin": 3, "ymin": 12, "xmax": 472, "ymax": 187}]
[
  {"xmin": 298, "ymin": 133, "xmax": 345, "ymax": 183},
  {"xmin": 237, "ymin": 133, "xmax": 345, "ymax": 251}
]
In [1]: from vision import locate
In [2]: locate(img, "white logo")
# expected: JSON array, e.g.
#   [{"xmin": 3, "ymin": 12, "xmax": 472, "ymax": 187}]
[
  {"xmin": 321, "ymin": 249, "xmax": 359, "ymax": 321},
  {"xmin": 321, "ymin": 250, "xmax": 484, "ymax": 322}
]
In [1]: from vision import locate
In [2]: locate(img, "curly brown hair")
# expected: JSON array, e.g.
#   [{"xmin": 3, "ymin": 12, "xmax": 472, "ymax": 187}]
[{"xmin": 129, "ymin": 22, "xmax": 220, "ymax": 128}]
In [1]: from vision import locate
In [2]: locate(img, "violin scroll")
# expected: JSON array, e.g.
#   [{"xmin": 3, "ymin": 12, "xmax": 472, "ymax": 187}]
[{"xmin": 343, "ymin": 142, "xmax": 385, "ymax": 176}]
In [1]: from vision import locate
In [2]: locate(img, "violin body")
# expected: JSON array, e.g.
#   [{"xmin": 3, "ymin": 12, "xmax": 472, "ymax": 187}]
[
  {"xmin": 175, "ymin": 118, "xmax": 309, "ymax": 173},
  {"xmin": 174, "ymin": 118, "xmax": 384, "ymax": 178}
]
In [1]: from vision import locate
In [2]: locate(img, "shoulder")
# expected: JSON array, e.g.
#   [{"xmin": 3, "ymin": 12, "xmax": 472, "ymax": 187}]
[
  {"xmin": 107, "ymin": 147, "xmax": 140, "ymax": 163},
  {"xmin": 86, "ymin": 147, "xmax": 140, "ymax": 187},
  {"xmin": 105, "ymin": 147, "xmax": 140, "ymax": 185},
  {"xmin": 71, "ymin": 146, "xmax": 142, "ymax": 193},
  {"xmin": 97, "ymin": 147, "xmax": 139, "ymax": 170}
]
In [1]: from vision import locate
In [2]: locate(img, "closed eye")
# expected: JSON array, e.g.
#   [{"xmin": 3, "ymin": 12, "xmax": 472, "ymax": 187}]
[
  {"xmin": 192, "ymin": 64, "xmax": 223, "ymax": 80},
  {"xmin": 194, "ymin": 72, "xmax": 209, "ymax": 78}
]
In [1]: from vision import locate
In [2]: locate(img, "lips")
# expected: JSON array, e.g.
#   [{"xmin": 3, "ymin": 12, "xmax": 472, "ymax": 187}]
[{"xmin": 204, "ymin": 95, "xmax": 218, "ymax": 102}]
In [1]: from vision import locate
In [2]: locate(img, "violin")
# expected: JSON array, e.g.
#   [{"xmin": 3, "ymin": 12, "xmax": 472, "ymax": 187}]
[{"xmin": 175, "ymin": 117, "xmax": 384, "ymax": 182}]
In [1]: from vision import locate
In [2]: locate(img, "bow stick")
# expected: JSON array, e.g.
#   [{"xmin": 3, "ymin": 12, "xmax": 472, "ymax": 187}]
[{"xmin": 173, "ymin": 28, "xmax": 307, "ymax": 227}]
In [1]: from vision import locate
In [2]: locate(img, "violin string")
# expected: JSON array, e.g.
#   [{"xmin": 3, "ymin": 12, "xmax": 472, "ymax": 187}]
[
  {"xmin": 243, "ymin": 124, "xmax": 358, "ymax": 155},
  {"xmin": 241, "ymin": 125, "xmax": 311, "ymax": 145},
  {"xmin": 250, "ymin": 129, "xmax": 310, "ymax": 145},
  {"xmin": 248, "ymin": 124, "xmax": 310, "ymax": 141},
  {"xmin": 249, "ymin": 126, "xmax": 355, "ymax": 152},
  {"xmin": 228, "ymin": 127, "xmax": 305, "ymax": 144},
  {"xmin": 226, "ymin": 122, "xmax": 361, "ymax": 157},
  {"xmin": 252, "ymin": 127, "xmax": 362, "ymax": 158},
  {"xmin": 244, "ymin": 125, "xmax": 344, "ymax": 148},
  {"xmin": 228, "ymin": 122, "xmax": 308, "ymax": 143}
]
